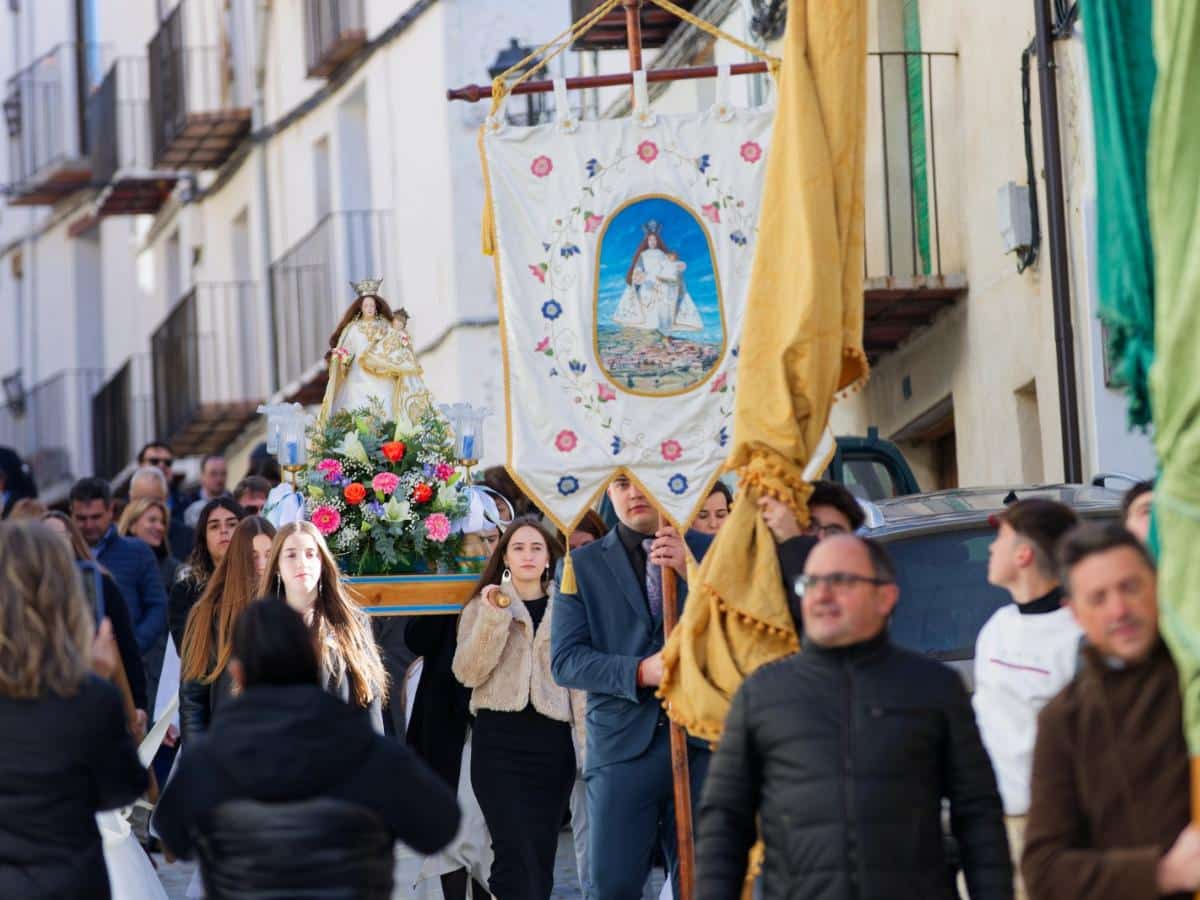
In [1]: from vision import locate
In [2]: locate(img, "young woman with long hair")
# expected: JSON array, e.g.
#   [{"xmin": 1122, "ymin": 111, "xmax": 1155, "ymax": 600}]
[
  {"xmin": 41, "ymin": 511, "xmax": 148, "ymax": 725},
  {"xmin": 259, "ymin": 521, "xmax": 387, "ymax": 732},
  {"xmin": 0, "ymin": 521, "xmax": 147, "ymax": 900},
  {"xmin": 178, "ymin": 516, "xmax": 276, "ymax": 741},
  {"xmin": 167, "ymin": 497, "xmax": 244, "ymax": 650},
  {"xmin": 452, "ymin": 515, "xmax": 585, "ymax": 900}
]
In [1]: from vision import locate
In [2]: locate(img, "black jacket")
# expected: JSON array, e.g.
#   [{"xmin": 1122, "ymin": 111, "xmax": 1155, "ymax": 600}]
[
  {"xmin": 179, "ymin": 662, "xmax": 235, "ymax": 743},
  {"xmin": 168, "ymin": 573, "xmax": 206, "ymax": 652},
  {"xmin": 0, "ymin": 676, "xmax": 147, "ymax": 900},
  {"xmin": 697, "ymin": 631, "xmax": 1011, "ymax": 900},
  {"xmin": 153, "ymin": 683, "xmax": 460, "ymax": 864},
  {"xmin": 404, "ymin": 614, "xmax": 472, "ymax": 788}
]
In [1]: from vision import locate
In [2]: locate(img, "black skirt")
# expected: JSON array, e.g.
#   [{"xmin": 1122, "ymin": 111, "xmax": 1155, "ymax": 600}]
[{"xmin": 471, "ymin": 706, "xmax": 575, "ymax": 900}]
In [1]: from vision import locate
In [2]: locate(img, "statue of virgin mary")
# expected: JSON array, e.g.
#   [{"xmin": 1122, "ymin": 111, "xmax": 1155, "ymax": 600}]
[
  {"xmin": 316, "ymin": 280, "xmax": 396, "ymax": 426},
  {"xmin": 612, "ymin": 220, "xmax": 704, "ymax": 336}
]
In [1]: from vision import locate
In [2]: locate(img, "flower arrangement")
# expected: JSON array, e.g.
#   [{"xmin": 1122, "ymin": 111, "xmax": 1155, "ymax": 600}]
[{"xmin": 303, "ymin": 401, "xmax": 469, "ymax": 575}]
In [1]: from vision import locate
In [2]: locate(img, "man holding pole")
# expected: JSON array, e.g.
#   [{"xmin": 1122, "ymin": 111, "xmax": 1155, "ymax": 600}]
[{"xmin": 552, "ymin": 473, "xmax": 711, "ymax": 900}]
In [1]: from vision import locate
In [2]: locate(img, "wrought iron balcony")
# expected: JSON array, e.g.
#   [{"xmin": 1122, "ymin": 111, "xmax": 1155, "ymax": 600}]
[
  {"xmin": 150, "ymin": 282, "xmax": 270, "ymax": 457},
  {"xmin": 269, "ymin": 210, "xmax": 396, "ymax": 396},
  {"xmin": 862, "ymin": 50, "xmax": 965, "ymax": 362},
  {"xmin": 87, "ymin": 58, "xmax": 179, "ymax": 216},
  {"xmin": 148, "ymin": 0, "xmax": 252, "ymax": 169},
  {"xmin": 0, "ymin": 369, "xmax": 105, "ymax": 494},
  {"xmin": 305, "ymin": 0, "xmax": 368, "ymax": 78},
  {"xmin": 568, "ymin": 0, "xmax": 700, "ymax": 50},
  {"xmin": 5, "ymin": 43, "xmax": 107, "ymax": 206},
  {"xmin": 91, "ymin": 354, "xmax": 154, "ymax": 480}
]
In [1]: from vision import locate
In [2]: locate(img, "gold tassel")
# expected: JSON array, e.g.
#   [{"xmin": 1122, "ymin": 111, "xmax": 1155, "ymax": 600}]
[{"xmin": 560, "ymin": 550, "xmax": 578, "ymax": 594}]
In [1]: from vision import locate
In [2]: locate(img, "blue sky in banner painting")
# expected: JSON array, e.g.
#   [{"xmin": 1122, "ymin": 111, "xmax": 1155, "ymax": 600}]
[{"xmin": 596, "ymin": 197, "xmax": 723, "ymax": 345}]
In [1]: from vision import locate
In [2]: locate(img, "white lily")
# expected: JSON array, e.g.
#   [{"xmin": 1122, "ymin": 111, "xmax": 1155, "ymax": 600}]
[
  {"xmin": 384, "ymin": 497, "xmax": 413, "ymax": 523},
  {"xmin": 336, "ymin": 431, "xmax": 370, "ymax": 465}
]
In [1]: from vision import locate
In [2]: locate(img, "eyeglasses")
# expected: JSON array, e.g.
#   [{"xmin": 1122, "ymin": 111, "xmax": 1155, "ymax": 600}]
[
  {"xmin": 146, "ymin": 456, "xmax": 173, "ymax": 468},
  {"xmin": 806, "ymin": 522, "xmax": 850, "ymax": 538},
  {"xmin": 795, "ymin": 572, "xmax": 892, "ymax": 595}
]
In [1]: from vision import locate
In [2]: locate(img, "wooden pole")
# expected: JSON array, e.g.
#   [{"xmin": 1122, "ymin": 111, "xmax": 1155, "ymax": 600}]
[{"xmin": 661, "ymin": 565, "xmax": 696, "ymax": 900}]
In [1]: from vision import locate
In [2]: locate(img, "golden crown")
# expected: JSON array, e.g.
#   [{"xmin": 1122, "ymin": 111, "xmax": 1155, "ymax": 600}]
[{"xmin": 350, "ymin": 278, "xmax": 384, "ymax": 298}]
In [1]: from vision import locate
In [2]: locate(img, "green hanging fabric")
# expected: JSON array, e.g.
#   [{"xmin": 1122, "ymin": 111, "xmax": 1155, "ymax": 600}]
[
  {"xmin": 1081, "ymin": 0, "xmax": 1157, "ymax": 428},
  {"xmin": 1148, "ymin": 0, "xmax": 1200, "ymax": 755}
]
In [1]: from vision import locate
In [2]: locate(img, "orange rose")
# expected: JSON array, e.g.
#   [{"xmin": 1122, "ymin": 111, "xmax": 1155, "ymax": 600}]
[
  {"xmin": 343, "ymin": 482, "xmax": 367, "ymax": 505},
  {"xmin": 412, "ymin": 483, "xmax": 434, "ymax": 504},
  {"xmin": 382, "ymin": 441, "xmax": 406, "ymax": 463}
]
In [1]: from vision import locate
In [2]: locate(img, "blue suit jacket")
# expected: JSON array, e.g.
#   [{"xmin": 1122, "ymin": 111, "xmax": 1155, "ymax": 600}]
[
  {"xmin": 94, "ymin": 527, "xmax": 168, "ymax": 655},
  {"xmin": 551, "ymin": 527, "xmax": 711, "ymax": 772}
]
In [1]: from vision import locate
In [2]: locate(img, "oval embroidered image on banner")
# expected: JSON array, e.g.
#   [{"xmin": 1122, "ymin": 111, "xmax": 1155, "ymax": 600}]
[{"xmin": 594, "ymin": 195, "xmax": 725, "ymax": 396}]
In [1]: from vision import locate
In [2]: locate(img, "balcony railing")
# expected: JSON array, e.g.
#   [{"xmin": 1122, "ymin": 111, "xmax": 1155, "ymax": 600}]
[
  {"xmin": 148, "ymin": 0, "xmax": 253, "ymax": 169},
  {"xmin": 5, "ymin": 42, "xmax": 108, "ymax": 205},
  {"xmin": 88, "ymin": 57, "xmax": 178, "ymax": 215},
  {"xmin": 305, "ymin": 0, "xmax": 367, "ymax": 78},
  {"xmin": 151, "ymin": 282, "xmax": 270, "ymax": 455},
  {"xmin": 269, "ymin": 210, "xmax": 395, "ymax": 392},
  {"xmin": 91, "ymin": 354, "xmax": 154, "ymax": 480},
  {"xmin": 0, "ymin": 369, "xmax": 105, "ymax": 493},
  {"xmin": 862, "ymin": 50, "xmax": 965, "ymax": 361}
]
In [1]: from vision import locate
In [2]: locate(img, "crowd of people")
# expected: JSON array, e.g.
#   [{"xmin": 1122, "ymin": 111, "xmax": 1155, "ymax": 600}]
[{"xmin": 0, "ymin": 438, "xmax": 1187, "ymax": 900}]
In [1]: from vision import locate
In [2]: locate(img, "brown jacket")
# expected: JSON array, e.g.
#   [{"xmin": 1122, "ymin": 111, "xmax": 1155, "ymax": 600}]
[
  {"xmin": 1022, "ymin": 639, "xmax": 1190, "ymax": 900},
  {"xmin": 452, "ymin": 582, "xmax": 585, "ymax": 762}
]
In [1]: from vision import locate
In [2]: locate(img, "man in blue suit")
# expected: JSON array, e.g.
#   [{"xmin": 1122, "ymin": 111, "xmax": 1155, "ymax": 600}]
[{"xmin": 552, "ymin": 473, "xmax": 712, "ymax": 900}]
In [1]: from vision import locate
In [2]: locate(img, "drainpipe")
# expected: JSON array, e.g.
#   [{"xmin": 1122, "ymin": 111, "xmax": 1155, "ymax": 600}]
[
  {"xmin": 1033, "ymin": 0, "xmax": 1083, "ymax": 483},
  {"xmin": 254, "ymin": 0, "xmax": 279, "ymax": 392}
]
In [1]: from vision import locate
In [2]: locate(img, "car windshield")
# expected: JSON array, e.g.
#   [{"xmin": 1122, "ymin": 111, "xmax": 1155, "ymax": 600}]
[{"xmin": 884, "ymin": 527, "xmax": 1011, "ymax": 661}]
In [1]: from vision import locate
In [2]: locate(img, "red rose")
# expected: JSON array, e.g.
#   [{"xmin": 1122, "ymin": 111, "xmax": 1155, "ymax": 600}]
[
  {"xmin": 343, "ymin": 482, "xmax": 367, "ymax": 505},
  {"xmin": 412, "ymin": 483, "xmax": 434, "ymax": 504},
  {"xmin": 382, "ymin": 441, "xmax": 406, "ymax": 463}
]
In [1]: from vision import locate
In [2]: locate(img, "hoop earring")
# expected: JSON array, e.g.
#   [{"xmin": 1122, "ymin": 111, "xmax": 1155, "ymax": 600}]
[{"xmin": 501, "ymin": 567, "xmax": 512, "ymax": 584}]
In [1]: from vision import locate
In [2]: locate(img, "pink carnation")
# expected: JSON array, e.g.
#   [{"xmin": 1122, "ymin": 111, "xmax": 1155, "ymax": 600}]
[
  {"xmin": 597, "ymin": 383, "xmax": 617, "ymax": 402},
  {"xmin": 424, "ymin": 513, "xmax": 452, "ymax": 543},
  {"xmin": 316, "ymin": 458, "xmax": 344, "ymax": 482},
  {"xmin": 535, "ymin": 336, "xmax": 550, "ymax": 353},
  {"xmin": 584, "ymin": 213, "xmax": 604, "ymax": 233},
  {"xmin": 701, "ymin": 203, "xmax": 721, "ymax": 224},
  {"xmin": 372, "ymin": 472, "xmax": 401, "ymax": 495},
  {"xmin": 434, "ymin": 462, "xmax": 456, "ymax": 483},
  {"xmin": 310, "ymin": 505, "xmax": 341, "ymax": 536}
]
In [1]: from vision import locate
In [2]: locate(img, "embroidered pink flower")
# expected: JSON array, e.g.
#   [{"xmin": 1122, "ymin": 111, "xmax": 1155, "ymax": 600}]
[
  {"xmin": 531, "ymin": 155, "xmax": 554, "ymax": 178},
  {"xmin": 637, "ymin": 140, "xmax": 659, "ymax": 164},
  {"xmin": 584, "ymin": 213, "xmax": 604, "ymax": 233},
  {"xmin": 529, "ymin": 264, "xmax": 546, "ymax": 283},
  {"xmin": 535, "ymin": 336, "xmax": 551, "ymax": 353},
  {"xmin": 316, "ymin": 458, "xmax": 343, "ymax": 482},
  {"xmin": 310, "ymin": 505, "xmax": 341, "ymax": 536},
  {"xmin": 710, "ymin": 372, "xmax": 728, "ymax": 393},
  {"xmin": 740, "ymin": 141, "xmax": 763, "ymax": 163},
  {"xmin": 371, "ymin": 471, "xmax": 401, "ymax": 495},
  {"xmin": 555, "ymin": 430, "xmax": 578, "ymax": 453},
  {"xmin": 434, "ymin": 462, "xmax": 456, "ymax": 483},
  {"xmin": 660, "ymin": 439, "xmax": 683, "ymax": 462},
  {"xmin": 597, "ymin": 383, "xmax": 617, "ymax": 402},
  {"xmin": 424, "ymin": 513, "xmax": 453, "ymax": 543},
  {"xmin": 701, "ymin": 203, "xmax": 721, "ymax": 224}
]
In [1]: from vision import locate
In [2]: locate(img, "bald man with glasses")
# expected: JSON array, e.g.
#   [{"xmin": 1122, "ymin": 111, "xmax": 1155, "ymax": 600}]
[{"xmin": 696, "ymin": 535, "xmax": 1012, "ymax": 900}]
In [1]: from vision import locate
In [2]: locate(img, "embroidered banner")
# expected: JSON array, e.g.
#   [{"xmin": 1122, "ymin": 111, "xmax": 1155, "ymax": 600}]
[{"xmin": 482, "ymin": 71, "xmax": 774, "ymax": 530}]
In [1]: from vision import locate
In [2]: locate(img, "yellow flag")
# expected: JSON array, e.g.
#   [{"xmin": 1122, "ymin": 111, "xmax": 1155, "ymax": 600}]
[{"xmin": 660, "ymin": 0, "xmax": 868, "ymax": 743}]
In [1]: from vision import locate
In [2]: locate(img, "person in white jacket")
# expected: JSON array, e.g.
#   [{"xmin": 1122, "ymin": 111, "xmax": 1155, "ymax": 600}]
[{"xmin": 974, "ymin": 499, "xmax": 1083, "ymax": 900}]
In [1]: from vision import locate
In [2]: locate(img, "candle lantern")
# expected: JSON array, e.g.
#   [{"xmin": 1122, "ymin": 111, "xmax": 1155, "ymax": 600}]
[{"xmin": 439, "ymin": 402, "xmax": 492, "ymax": 482}]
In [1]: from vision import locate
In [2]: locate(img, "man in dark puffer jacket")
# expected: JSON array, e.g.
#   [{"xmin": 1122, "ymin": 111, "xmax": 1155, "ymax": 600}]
[{"xmin": 697, "ymin": 535, "xmax": 1012, "ymax": 900}]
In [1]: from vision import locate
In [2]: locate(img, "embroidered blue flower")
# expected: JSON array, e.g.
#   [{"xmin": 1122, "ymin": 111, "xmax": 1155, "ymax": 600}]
[
  {"xmin": 549, "ymin": 367, "xmax": 559, "ymax": 377},
  {"xmin": 558, "ymin": 475, "xmax": 580, "ymax": 496},
  {"xmin": 560, "ymin": 243, "xmax": 581, "ymax": 258},
  {"xmin": 718, "ymin": 426, "xmax": 729, "ymax": 448},
  {"xmin": 541, "ymin": 299, "xmax": 563, "ymax": 320},
  {"xmin": 730, "ymin": 230, "xmax": 748, "ymax": 246},
  {"xmin": 667, "ymin": 474, "xmax": 689, "ymax": 495},
  {"xmin": 542, "ymin": 242, "xmax": 551, "ymax": 251},
  {"xmin": 568, "ymin": 359, "xmax": 587, "ymax": 375},
  {"xmin": 611, "ymin": 436, "xmax": 623, "ymax": 455},
  {"xmin": 731, "ymin": 344, "xmax": 740, "ymax": 358},
  {"xmin": 586, "ymin": 158, "xmax": 599, "ymax": 177},
  {"xmin": 696, "ymin": 154, "xmax": 711, "ymax": 173}
]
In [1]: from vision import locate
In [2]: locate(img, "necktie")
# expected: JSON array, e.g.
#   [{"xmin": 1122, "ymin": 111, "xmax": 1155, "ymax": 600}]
[{"xmin": 641, "ymin": 537, "xmax": 663, "ymax": 620}]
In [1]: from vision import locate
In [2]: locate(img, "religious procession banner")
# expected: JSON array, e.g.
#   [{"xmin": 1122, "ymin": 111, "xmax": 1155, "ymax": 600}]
[{"xmin": 482, "ymin": 69, "xmax": 775, "ymax": 531}]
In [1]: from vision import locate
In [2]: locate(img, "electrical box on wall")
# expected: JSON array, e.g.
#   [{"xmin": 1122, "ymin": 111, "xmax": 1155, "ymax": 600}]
[{"xmin": 997, "ymin": 182, "xmax": 1033, "ymax": 255}]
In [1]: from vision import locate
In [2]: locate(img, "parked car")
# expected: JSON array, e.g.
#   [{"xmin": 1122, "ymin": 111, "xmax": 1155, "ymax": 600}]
[{"xmin": 858, "ymin": 481, "xmax": 1128, "ymax": 688}]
